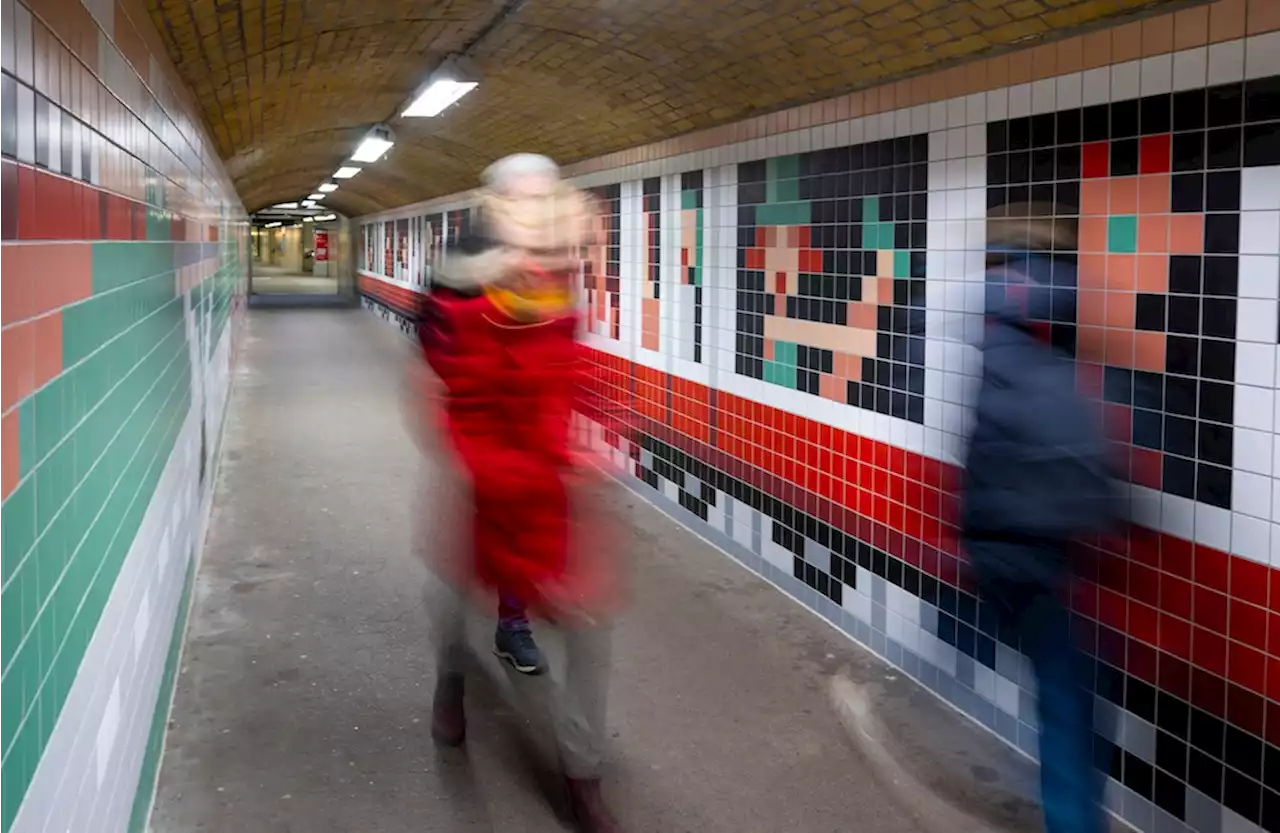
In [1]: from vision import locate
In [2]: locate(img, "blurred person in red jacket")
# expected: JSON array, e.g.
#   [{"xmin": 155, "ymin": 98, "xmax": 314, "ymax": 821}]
[{"xmin": 411, "ymin": 153, "xmax": 623, "ymax": 833}]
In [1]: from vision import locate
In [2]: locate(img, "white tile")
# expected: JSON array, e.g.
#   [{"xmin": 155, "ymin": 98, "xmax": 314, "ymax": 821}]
[
  {"xmin": 1232, "ymin": 470, "xmax": 1271, "ymax": 520},
  {"xmin": 1271, "ymin": 523, "xmax": 1280, "ymax": 567},
  {"xmin": 1172, "ymin": 47, "xmax": 1208, "ymax": 91},
  {"xmin": 1160, "ymin": 492, "xmax": 1196, "ymax": 539},
  {"xmin": 1008, "ymin": 83, "xmax": 1031, "ymax": 118},
  {"xmin": 1238, "ymin": 297, "xmax": 1278, "ymax": 342},
  {"xmin": 1139, "ymin": 54, "xmax": 1173, "ymax": 96},
  {"xmin": 16, "ymin": 82, "xmax": 33, "ymax": 163},
  {"xmin": 1234, "ymin": 384, "xmax": 1274, "ymax": 431},
  {"xmin": 1239, "ymin": 210, "xmax": 1280, "ymax": 256},
  {"xmin": 1082, "ymin": 67, "xmax": 1111, "ymax": 106},
  {"xmin": 1207, "ymin": 40, "xmax": 1245, "ymax": 85},
  {"xmin": 1236, "ymin": 427, "xmax": 1274, "ymax": 476},
  {"xmin": 1241, "ymin": 166, "xmax": 1280, "ymax": 211},
  {"xmin": 1030, "ymin": 79, "xmax": 1056, "ymax": 114},
  {"xmin": 965, "ymin": 93, "xmax": 987, "ymax": 126},
  {"xmin": 1238, "ymin": 255, "xmax": 1280, "ymax": 299},
  {"xmin": 1194, "ymin": 502, "xmax": 1231, "ymax": 551},
  {"xmin": 1236, "ymin": 341, "xmax": 1276, "ymax": 387},
  {"xmin": 1244, "ymin": 30, "xmax": 1280, "ymax": 80},
  {"xmin": 1056, "ymin": 72, "xmax": 1082, "ymax": 110},
  {"xmin": 95, "ymin": 677, "xmax": 122, "ymax": 788},
  {"xmin": 1111, "ymin": 60, "xmax": 1140, "ymax": 101},
  {"xmin": 986, "ymin": 87, "xmax": 1008, "ymax": 122}
]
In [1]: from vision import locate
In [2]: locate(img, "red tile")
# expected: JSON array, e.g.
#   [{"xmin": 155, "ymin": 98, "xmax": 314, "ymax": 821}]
[
  {"xmin": 1227, "ymin": 642, "xmax": 1266, "ymax": 696},
  {"xmin": 1, "ymin": 410, "xmax": 18, "ymax": 499},
  {"xmin": 1160, "ymin": 613, "xmax": 1192, "ymax": 659},
  {"xmin": 1082, "ymin": 142, "xmax": 1110, "ymax": 177},
  {"xmin": 1229, "ymin": 599, "xmax": 1268, "ymax": 652},
  {"xmin": 1228, "ymin": 681, "xmax": 1266, "ymax": 736},
  {"xmin": 17, "ymin": 166, "xmax": 37, "ymax": 239},
  {"xmin": 1158, "ymin": 653, "xmax": 1192, "ymax": 700},
  {"xmin": 1194, "ymin": 586, "xmax": 1229, "ymax": 633},
  {"xmin": 1138, "ymin": 134, "xmax": 1172, "ymax": 174},
  {"xmin": 1191, "ymin": 666, "xmax": 1227, "ymax": 716},
  {"xmin": 1194, "ymin": 544, "xmax": 1229, "ymax": 593},
  {"xmin": 1193, "ymin": 627, "xmax": 1228, "ymax": 676},
  {"xmin": 1229, "ymin": 556, "xmax": 1269, "ymax": 607},
  {"xmin": 0, "ymin": 322, "xmax": 35, "ymax": 411},
  {"xmin": 1160, "ymin": 572, "xmax": 1193, "ymax": 618},
  {"xmin": 1, "ymin": 162, "xmax": 17, "ymax": 240},
  {"xmin": 32, "ymin": 312, "xmax": 62, "ymax": 388}
]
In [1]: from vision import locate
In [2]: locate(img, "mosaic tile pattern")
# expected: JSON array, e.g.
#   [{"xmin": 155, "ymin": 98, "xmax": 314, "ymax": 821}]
[
  {"xmin": 734, "ymin": 138, "xmax": 928, "ymax": 422},
  {"xmin": 678, "ymin": 169, "xmax": 706, "ymax": 364},
  {"xmin": 356, "ymin": 14, "xmax": 1280, "ymax": 833},
  {"xmin": 1, "ymin": 0, "xmax": 248, "ymax": 829},
  {"xmin": 584, "ymin": 184, "xmax": 622, "ymax": 340}
]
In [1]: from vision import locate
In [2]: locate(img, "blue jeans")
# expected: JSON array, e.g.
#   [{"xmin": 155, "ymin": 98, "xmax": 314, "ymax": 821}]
[
  {"xmin": 498, "ymin": 593, "xmax": 529, "ymax": 632},
  {"xmin": 970, "ymin": 541, "xmax": 1108, "ymax": 833}
]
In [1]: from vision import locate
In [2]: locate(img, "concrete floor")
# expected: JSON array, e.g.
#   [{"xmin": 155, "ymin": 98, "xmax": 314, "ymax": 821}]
[
  {"xmin": 148, "ymin": 308, "xmax": 928, "ymax": 833},
  {"xmin": 252, "ymin": 263, "xmax": 339, "ymax": 295}
]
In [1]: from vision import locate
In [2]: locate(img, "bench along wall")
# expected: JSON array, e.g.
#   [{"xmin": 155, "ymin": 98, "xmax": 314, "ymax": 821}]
[
  {"xmin": 356, "ymin": 3, "xmax": 1280, "ymax": 831},
  {"xmin": 0, "ymin": 0, "xmax": 248, "ymax": 830}
]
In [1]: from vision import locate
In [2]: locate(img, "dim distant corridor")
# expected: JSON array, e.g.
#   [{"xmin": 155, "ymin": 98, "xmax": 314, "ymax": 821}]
[{"xmin": 147, "ymin": 308, "xmax": 926, "ymax": 833}]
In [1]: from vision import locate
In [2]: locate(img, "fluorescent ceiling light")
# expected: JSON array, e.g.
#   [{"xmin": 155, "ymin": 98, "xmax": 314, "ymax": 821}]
[
  {"xmin": 307, "ymin": 193, "xmax": 325, "ymax": 200},
  {"xmin": 351, "ymin": 136, "xmax": 393, "ymax": 163},
  {"xmin": 333, "ymin": 166, "xmax": 361, "ymax": 179},
  {"xmin": 264, "ymin": 221, "xmax": 282, "ymax": 228},
  {"xmin": 303, "ymin": 216, "xmax": 314, "ymax": 222},
  {"xmin": 272, "ymin": 202, "xmax": 298, "ymax": 209},
  {"xmin": 317, "ymin": 183, "xmax": 339, "ymax": 193},
  {"xmin": 403, "ymin": 79, "xmax": 477, "ymax": 117},
  {"xmin": 314, "ymin": 214, "xmax": 337, "ymax": 222},
  {"xmin": 301, "ymin": 200, "xmax": 318, "ymax": 208}
]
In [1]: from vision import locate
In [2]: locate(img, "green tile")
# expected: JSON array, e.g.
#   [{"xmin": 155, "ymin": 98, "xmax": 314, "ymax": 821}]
[
  {"xmin": 1108, "ymin": 215, "xmax": 1137, "ymax": 254},
  {"xmin": 894, "ymin": 250, "xmax": 911, "ymax": 279},
  {"xmin": 755, "ymin": 202, "xmax": 811, "ymax": 227},
  {"xmin": 680, "ymin": 190, "xmax": 698, "ymax": 211},
  {"xmin": 18, "ymin": 399, "xmax": 36, "ymax": 477},
  {"xmin": 2, "ymin": 479, "xmax": 36, "ymax": 585},
  {"xmin": 862, "ymin": 196, "xmax": 879, "ymax": 223},
  {"xmin": 766, "ymin": 155, "xmax": 801, "ymax": 203}
]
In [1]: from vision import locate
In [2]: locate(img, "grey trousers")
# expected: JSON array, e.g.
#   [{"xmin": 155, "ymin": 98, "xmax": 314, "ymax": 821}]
[{"xmin": 428, "ymin": 581, "xmax": 612, "ymax": 779}]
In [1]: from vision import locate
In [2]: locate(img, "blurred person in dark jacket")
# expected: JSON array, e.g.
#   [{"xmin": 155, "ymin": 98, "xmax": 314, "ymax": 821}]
[
  {"xmin": 961, "ymin": 202, "xmax": 1119, "ymax": 833},
  {"xmin": 410, "ymin": 154, "xmax": 624, "ymax": 833}
]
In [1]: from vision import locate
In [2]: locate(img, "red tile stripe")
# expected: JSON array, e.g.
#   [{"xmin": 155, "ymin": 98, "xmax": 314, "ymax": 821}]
[
  {"xmin": 358, "ymin": 273, "xmax": 420, "ymax": 317},
  {"xmin": 579, "ymin": 347, "xmax": 1280, "ymax": 739}
]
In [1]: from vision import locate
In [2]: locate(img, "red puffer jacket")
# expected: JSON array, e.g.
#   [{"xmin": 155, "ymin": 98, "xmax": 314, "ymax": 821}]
[{"xmin": 416, "ymin": 244, "xmax": 620, "ymax": 618}]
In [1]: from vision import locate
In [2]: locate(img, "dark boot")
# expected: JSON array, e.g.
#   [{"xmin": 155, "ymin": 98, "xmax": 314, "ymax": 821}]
[
  {"xmin": 565, "ymin": 777, "xmax": 621, "ymax": 833},
  {"xmin": 431, "ymin": 674, "xmax": 465, "ymax": 747}
]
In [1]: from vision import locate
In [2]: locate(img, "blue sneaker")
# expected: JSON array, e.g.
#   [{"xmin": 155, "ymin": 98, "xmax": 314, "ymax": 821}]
[{"xmin": 494, "ymin": 625, "xmax": 545, "ymax": 675}]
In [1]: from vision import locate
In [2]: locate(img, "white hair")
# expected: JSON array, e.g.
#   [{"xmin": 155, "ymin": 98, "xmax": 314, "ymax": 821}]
[{"xmin": 481, "ymin": 153, "xmax": 560, "ymax": 195}]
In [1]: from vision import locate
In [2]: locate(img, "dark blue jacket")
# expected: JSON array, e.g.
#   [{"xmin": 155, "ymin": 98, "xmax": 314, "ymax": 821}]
[{"xmin": 961, "ymin": 253, "xmax": 1119, "ymax": 564}]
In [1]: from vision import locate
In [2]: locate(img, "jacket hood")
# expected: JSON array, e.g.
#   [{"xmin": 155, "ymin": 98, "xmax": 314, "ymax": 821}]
[{"xmin": 432, "ymin": 246, "xmax": 517, "ymax": 292}]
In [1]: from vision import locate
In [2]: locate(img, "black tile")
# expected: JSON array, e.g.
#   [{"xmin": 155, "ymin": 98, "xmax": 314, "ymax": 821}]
[
  {"xmin": 1163, "ymin": 454, "xmax": 1196, "ymax": 498},
  {"xmin": 1171, "ymin": 173, "xmax": 1204, "ymax": 212},
  {"xmin": 1135, "ymin": 294, "xmax": 1166, "ymax": 331},
  {"xmin": 1203, "ymin": 256, "xmax": 1238, "ymax": 297},
  {"xmin": 1111, "ymin": 138, "xmax": 1139, "ymax": 175},
  {"xmin": 1156, "ymin": 729, "xmax": 1189, "ymax": 778},
  {"xmin": 1226, "ymin": 725, "xmax": 1264, "ymax": 781},
  {"xmin": 1153, "ymin": 768, "xmax": 1186, "ymax": 819},
  {"xmin": 1164, "ymin": 376, "xmax": 1197, "ymax": 417},
  {"xmin": 1173, "ymin": 89, "xmax": 1207, "ymax": 131},
  {"xmin": 1201, "ymin": 297, "xmax": 1236, "ymax": 339},
  {"xmin": 1199, "ymin": 380, "xmax": 1234, "ymax": 424},
  {"xmin": 1112, "ymin": 99, "xmax": 1139, "ymax": 137},
  {"xmin": 1127, "ymin": 676, "xmax": 1157, "ymax": 723},
  {"xmin": 1124, "ymin": 751, "xmax": 1155, "ymax": 800},
  {"xmin": 1198, "ymin": 422, "xmax": 1232, "ymax": 466},
  {"xmin": 1207, "ymin": 83, "xmax": 1244, "ymax": 128},
  {"xmin": 1167, "ymin": 295, "xmax": 1200, "ymax": 334},
  {"xmin": 1082, "ymin": 104, "xmax": 1109, "ymax": 142},
  {"xmin": 1223, "ymin": 767, "xmax": 1262, "ymax": 825},
  {"xmin": 1207, "ymin": 126, "xmax": 1243, "ymax": 168},
  {"xmin": 1169, "ymin": 256, "xmax": 1202, "ymax": 294},
  {"xmin": 1243, "ymin": 121, "xmax": 1280, "ymax": 167},
  {"xmin": 1199, "ymin": 337, "xmax": 1233, "ymax": 380},
  {"xmin": 1197, "ymin": 462, "xmax": 1232, "ymax": 508},
  {"xmin": 1056, "ymin": 109, "xmax": 1082, "ymax": 145},
  {"xmin": 1140, "ymin": 94, "xmax": 1172, "ymax": 135},
  {"xmin": 1245, "ymin": 75, "xmax": 1280, "ymax": 122},
  {"xmin": 1188, "ymin": 748, "xmax": 1224, "ymax": 801},
  {"xmin": 1172, "ymin": 130, "xmax": 1205, "ymax": 171},
  {"xmin": 1204, "ymin": 170, "xmax": 1241, "ymax": 211}
]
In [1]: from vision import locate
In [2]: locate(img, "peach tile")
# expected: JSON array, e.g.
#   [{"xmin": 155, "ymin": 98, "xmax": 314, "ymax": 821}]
[
  {"xmin": 786, "ymin": 107, "xmax": 800, "ymax": 131},
  {"xmin": 1138, "ymin": 174, "xmax": 1171, "ymax": 214},
  {"xmin": 32, "ymin": 311, "xmax": 61, "ymax": 387},
  {"xmin": 912, "ymin": 76, "xmax": 930, "ymax": 105},
  {"xmin": 880, "ymin": 82, "xmax": 896, "ymax": 112},
  {"xmin": 964, "ymin": 60, "xmax": 987, "ymax": 95},
  {"xmin": 2, "ymin": 409, "xmax": 18, "ymax": 499},
  {"xmin": 1142, "ymin": 13, "xmax": 1175, "ymax": 56},
  {"xmin": 835, "ymin": 94, "xmax": 851, "ymax": 120},
  {"xmin": 1110, "ymin": 177, "xmax": 1139, "ymax": 214},
  {"xmin": 1008, "ymin": 49, "xmax": 1033, "ymax": 84},
  {"xmin": 1079, "ymin": 253, "xmax": 1108, "ymax": 288},
  {"xmin": 864, "ymin": 85, "xmax": 880, "ymax": 114},
  {"xmin": 1174, "ymin": 5, "xmax": 1210, "ymax": 49},
  {"xmin": 1112, "ymin": 21, "xmax": 1144, "ymax": 62},
  {"xmin": 987, "ymin": 55, "xmax": 1010, "ymax": 88},
  {"xmin": 1057, "ymin": 37, "xmax": 1084, "ymax": 74},
  {"xmin": 1137, "ymin": 255, "xmax": 1169, "ymax": 293},
  {"xmin": 848, "ymin": 91, "xmax": 864, "ymax": 118},
  {"xmin": 1134, "ymin": 331, "xmax": 1165, "ymax": 372},
  {"xmin": 1081, "ymin": 30, "xmax": 1112, "ymax": 71},
  {"xmin": 1080, "ymin": 217, "xmax": 1109, "ymax": 254},
  {"xmin": 1106, "ymin": 288, "xmax": 1136, "ymax": 328},
  {"xmin": 1031, "ymin": 44, "xmax": 1057, "ymax": 79},
  {"xmin": 820, "ymin": 372, "xmax": 844, "ymax": 403},
  {"xmin": 1, "ymin": 322, "xmax": 35, "ymax": 411},
  {"xmin": 1248, "ymin": 0, "xmax": 1280, "ymax": 33},
  {"xmin": 1138, "ymin": 214, "xmax": 1170, "ymax": 253},
  {"xmin": 1081, "ymin": 180, "xmax": 1109, "ymax": 216},
  {"xmin": 1169, "ymin": 214, "xmax": 1205, "ymax": 254},
  {"xmin": 927, "ymin": 70, "xmax": 948, "ymax": 104},
  {"xmin": 763, "ymin": 338, "xmax": 774, "ymax": 360},
  {"xmin": 1104, "ymin": 327, "xmax": 1136, "ymax": 368},
  {"xmin": 822, "ymin": 98, "xmax": 837, "ymax": 124},
  {"xmin": 1079, "ymin": 288, "xmax": 1107, "ymax": 326},
  {"xmin": 849, "ymin": 302, "xmax": 877, "ymax": 330},
  {"xmin": 1107, "ymin": 254, "xmax": 1137, "ymax": 290},
  {"xmin": 1210, "ymin": 0, "xmax": 1247, "ymax": 42},
  {"xmin": 945, "ymin": 66, "xmax": 966, "ymax": 99},
  {"xmin": 896, "ymin": 79, "xmax": 912, "ymax": 107}
]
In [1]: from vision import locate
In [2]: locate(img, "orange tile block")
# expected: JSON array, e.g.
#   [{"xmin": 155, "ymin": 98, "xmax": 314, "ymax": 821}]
[
  {"xmin": 1107, "ymin": 254, "xmax": 1138, "ymax": 291},
  {"xmin": 1174, "ymin": 5, "xmax": 1210, "ymax": 49},
  {"xmin": 1137, "ymin": 255, "xmax": 1169, "ymax": 293},
  {"xmin": 1106, "ymin": 290, "xmax": 1136, "ymax": 328},
  {"xmin": 1134, "ymin": 331, "xmax": 1166, "ymax": 372},
  {"xmin": 1, "ymin": 409, "xmax": 17, "ymax": 499},
  {"xmin": 1081, "ymin": 180, "xmax": 1109, "ymax": 216},
  {"xmin": 1079, "ymin": 288, "xmax": 1106, "ymax": 326},
  {"xmin": 1248, "ymin": 0, "xmax": 1280, "ymax": 33},
  {"xmin": 1169, "ymin": 214, "xmax": 1205, "ymax": 254},
  {"xmin": 1138, "ymin": 214, "xmax": 1170, "ymax": 253},
  {"xmin": 33, "ymin": 311, "xmax": 62, "ymax": 387},
  {"xmin": 1110, "ymin": 177, "xmax": 1139, "ymax": 214},
  {"xmin": 1, "ymin": 242, "xmax": 92, "ymax": 324},
  {"xmin": 1, "ymin": 322, "xmax": 35, "ymax": 411},
  {"xmin": 1210, "ymin": 0, "xmax": 1247, "ymax": 42}
]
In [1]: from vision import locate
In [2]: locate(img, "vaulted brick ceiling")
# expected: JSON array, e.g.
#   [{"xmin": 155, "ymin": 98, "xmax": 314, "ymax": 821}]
[{"xmin": 146, "ymin": 0, "xmax": 1194, "ymax": 217}]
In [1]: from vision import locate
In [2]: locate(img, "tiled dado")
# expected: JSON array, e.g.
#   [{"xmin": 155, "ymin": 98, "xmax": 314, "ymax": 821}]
[
  {"xmin": 1, "ymin": 0, "xmax": 247, "ymax": 829},
  {"xmin": 573, "ymin": 347, "xmax": 1280, "ymax": 833}
]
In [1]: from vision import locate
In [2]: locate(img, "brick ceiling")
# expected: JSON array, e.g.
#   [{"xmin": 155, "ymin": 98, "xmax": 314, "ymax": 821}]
[{"xmin": 145, "ymin": 0, "xmax": 1196, "ymax": 217}]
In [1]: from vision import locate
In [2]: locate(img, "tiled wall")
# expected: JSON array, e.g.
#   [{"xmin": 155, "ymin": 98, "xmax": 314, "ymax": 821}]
[
  {"xmin": 356, "ymin": 3, "xmax": 1280, "ymax": 832},
  {"xmin": 0, "ymin": 0, "xmax": 247, "ymax": 830}
]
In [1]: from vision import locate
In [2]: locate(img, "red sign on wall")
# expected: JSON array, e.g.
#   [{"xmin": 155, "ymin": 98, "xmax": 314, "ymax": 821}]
[{"xmin": 314, "ymin": 230, "xmax": 329, "ymax": 262}]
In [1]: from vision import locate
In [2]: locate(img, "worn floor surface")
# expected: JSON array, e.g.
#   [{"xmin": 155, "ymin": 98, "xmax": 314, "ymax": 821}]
[{"xmin": 149, "ymin": 308, "xmax": 928, "ymax": 833}]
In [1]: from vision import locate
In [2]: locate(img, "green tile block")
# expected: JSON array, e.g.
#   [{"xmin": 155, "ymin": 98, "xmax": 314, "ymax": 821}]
[
  {"xmin": 680, "ymin": 191, "xmax": 699, "ymax": 210},
  {"xmin": 1108, "ymin": 215, "xmax": 1137, "ymax": 253},
  {"xmin": 766, "ymin": 155, "xmax": 801, "ymax": 204},
  {"xmin": 18, "ymin": 398, "xmax": 36, "ymax": 477},
  {"xmin": 774, "ymin": 340, "xmax": 798, "ymax": 366},
  {"xmin": 91, "ymin": 241, "xmax": 175, "ymax": 295},
  {"xmin": 894, "ymin": 250, "xmax": 911, "ymax": 279},
  {"xmin": 755, "ymin": 202, "xmax": 811, "ymax": 227},
  {"xmin": 862, "ymin": 196, "xmax": 879, "ymax": 223},
  {"xmin": 2, "ymin": 478, "xmax": 36, "ymax": 585},
  {"xmin": 1, "ymin": 582, "xmax": 21, "ymax": 677}
]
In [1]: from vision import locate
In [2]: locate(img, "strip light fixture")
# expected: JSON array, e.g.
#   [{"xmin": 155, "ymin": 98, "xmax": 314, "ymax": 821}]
[
  {"xmin": 264, "ymin": 221, "xmax": 282, "ymax": 228},
  {"xmin": 403, "ymin": 57, "xmax": 480, "ymax": 118},
  {"xmin": 333, "ymin": 166, "xmax": 361, "ymax": 179},
  {"xmin": 351, "ymin": 124, "xmax": 394, "ymax": 163},
  {"xmin": 317, "ymin": 183, "xmax": 339, "ymax": 193}
]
